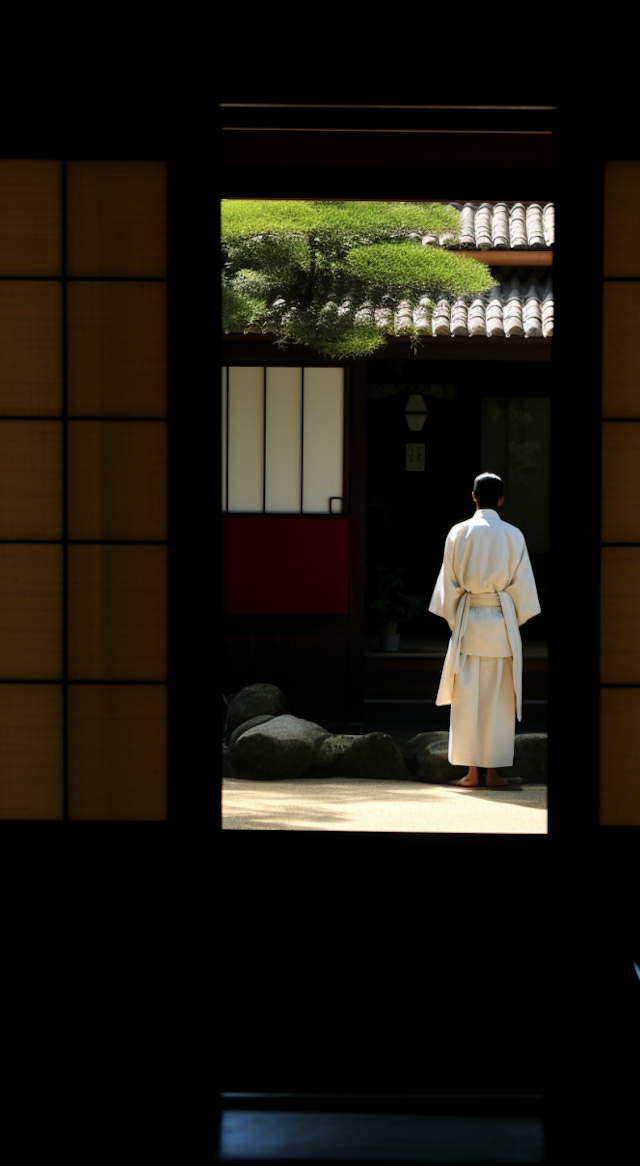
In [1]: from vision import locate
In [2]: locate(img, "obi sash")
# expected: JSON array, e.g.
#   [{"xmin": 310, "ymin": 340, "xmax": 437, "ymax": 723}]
[{"xmin": 435, "ymin": 590, "xmax": 523, "ymax": 721}]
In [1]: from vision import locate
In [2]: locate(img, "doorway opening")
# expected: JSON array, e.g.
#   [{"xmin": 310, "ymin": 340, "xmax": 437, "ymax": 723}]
[{"xmin": 364, "ymin": 356, "xmax": 550, "ymax": 734}]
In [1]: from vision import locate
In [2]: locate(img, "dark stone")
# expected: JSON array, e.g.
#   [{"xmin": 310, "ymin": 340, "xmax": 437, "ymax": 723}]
[
  {"xmin": 311, "ymin": 732, "xmax": 406, "ymax": 780},
  {"xmin": 222, "ymin": 693, "xmax": 229, "ymax": 733},
  {"xmin": 222, "ymin": 742, "xmax": 230, "ymax": 777},
  {"xmin": 408, "ymin": 730, "xmax": 548, "ymax": 784},
  {"xmin": 229, "ymin": 714, "xmax": 330, "ymax": 780},
  {"xmin": 228, "ymin": 714, "xmax": 276, "ymax": 750},
  {"xmin": 225, "ymin": 684, "xmax": 288, "ymax": 739},
  {"xmin": 499, "ymin": 733, "xmax": 548, "ymax": 784},
  {"xmin": 410, "ymin": 731, "xmax": 467, "ymax": 784},
  {"xmin": 401, "ymin": 731, "xmax": 448, "ymax": 769}
]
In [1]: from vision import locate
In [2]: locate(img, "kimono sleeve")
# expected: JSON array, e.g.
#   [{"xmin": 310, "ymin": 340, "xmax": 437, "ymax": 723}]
[
  {"xmin": 505, "ymin": 539, "xmax": 541, "ymax": 627},
  {"xmin": 429, "ymin": 533, "xmax": 461, "ymax": 631}
]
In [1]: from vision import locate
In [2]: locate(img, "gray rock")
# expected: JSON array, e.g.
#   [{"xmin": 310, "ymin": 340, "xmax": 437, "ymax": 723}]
[
  {"xmin": 225, "ymin": 684, "xmax": 288, "ymax": 739},
  {"xmin": 222, "ymin": 741, "xmax": 231, "ymax": 777},
  {"xmin": 311, "ymin": 734, "xmax": 360, "ymax": 775},
  {"xmin": 401, "ymin": 731, "xmax": 449, "ymax": 769},
  {"xmin": 410, "ymin": 732, "xmax": 467, "ymax": 784},
  {"xmin": 228, "ymin": 714, "xmax": 275, "ymax": 750},
  {"xmin": 499, "ymin": 733, "xmax": 548, "ymax": 784},
  {"xmin": 222, "ymin": 693, "xmax": 229, "ymax": 733},
  {"xmin": 229, "ymin": 714, "xmax": 330, "ymax": 780},
  {"xmin": 311, "ymin": 732, "xmax": 406, "ymax": 780},
  {"xmin": 408, "ymin": 730, "xmax": 548, "ymax": 784}
]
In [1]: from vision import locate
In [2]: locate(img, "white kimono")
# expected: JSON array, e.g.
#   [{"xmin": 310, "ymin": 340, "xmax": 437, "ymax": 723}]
[{"xmin": 429, "ymin": 508, "xmax": 541, "ymax": 768}]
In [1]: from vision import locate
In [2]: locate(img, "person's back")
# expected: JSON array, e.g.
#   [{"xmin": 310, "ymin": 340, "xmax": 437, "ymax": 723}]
[
  {"xmin": 429, "ymin": 473, "xmax": 540, "ymax": 788},
  {"xmin": 449, "ymin": 508, "xmax": 524, "ymax": 596}
]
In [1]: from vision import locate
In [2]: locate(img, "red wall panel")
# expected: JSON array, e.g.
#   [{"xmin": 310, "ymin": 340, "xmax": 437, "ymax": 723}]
[{"xmin": 223, "ymin": 517, "xmax": 350, "ymax": 614}]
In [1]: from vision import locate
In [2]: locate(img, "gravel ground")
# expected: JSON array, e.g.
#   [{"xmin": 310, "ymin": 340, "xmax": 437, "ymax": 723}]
[{"xmin": 222, "ymin": 776, "xmax": 547, "ymax": 833}]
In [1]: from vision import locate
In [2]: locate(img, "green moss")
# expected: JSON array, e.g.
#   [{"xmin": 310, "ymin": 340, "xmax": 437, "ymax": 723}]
[{"xmin": 312, "ymin": 734, "xmax": 357, "ymax": 772}]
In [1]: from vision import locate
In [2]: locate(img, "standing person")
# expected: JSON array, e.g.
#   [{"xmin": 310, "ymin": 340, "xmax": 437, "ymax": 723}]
[{"xmin": 429, "ymin": 472, "xmax": 541, "ymax": 789}]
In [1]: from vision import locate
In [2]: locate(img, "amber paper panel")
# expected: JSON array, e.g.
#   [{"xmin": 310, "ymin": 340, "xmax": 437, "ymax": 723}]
[
  {"xmin": 0, "ymin": 160, "xmax": 61, "ymax": 277},
  {"xmin": 0, "ymin": 545, "xmax": 62, "ymax": 679},
  {"xmin": 68, "ymin": 545, "xmax": 167, "ymax": 680},
  {"xmin": 602, "ymin": 283, "xmax": 640, "ymax": 417},
  {"xmin": 0, "ymin": 685, "xmax": 62, "ymax": 819},
  {"xmin": 0, "ymin": 282, "xmax": 62, "ymax": 416},
  {"xmin": 67, "ymin": 281, "xmax": 167, "ymax": 417},
  {"xmin": 68, "ymin": 421, "xmax": 167, "ymax": 540},
  {"xmin": 601, "ymin": 423, "xmax": 640, "ymax": 542},
  {"xmin": 0, "ymin": 421, "xmax": 62, "ymax": 538},
  {"xmin": 68, "ymin": 685, "xmax": 166, "ymax": 820},
  {"xmin": 600, "ymin": 688, "xmax": 640, "ymax": 824},
  {"xmin": 600, "ymin": 547, "xmax": 640, "ymax": 683},
  {"xmin": 604, "ymin": 161, "xmax": 640, "ymax": 278},
  {"xmin": 66, "ymin": 161, "xmax": 167, "ymax": 278}
]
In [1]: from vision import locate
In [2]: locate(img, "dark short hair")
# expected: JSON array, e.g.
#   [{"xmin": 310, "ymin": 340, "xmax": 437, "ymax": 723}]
[{"xmin": 473, "ymin": 472, "xmax": 504, "ymax": 507}]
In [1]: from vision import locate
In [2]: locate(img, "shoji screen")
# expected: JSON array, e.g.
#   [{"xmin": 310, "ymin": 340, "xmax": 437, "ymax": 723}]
[
  {"xmin": 0, "ymin": 160, "xmax": 167, "ymax": 820},
  {"xmin": 222, "ymin": 366, "xmax": 344, "ymax": 514},
  {"xmin": 601, "ymin": 161, "xmax": 640, "ymax": 824}
]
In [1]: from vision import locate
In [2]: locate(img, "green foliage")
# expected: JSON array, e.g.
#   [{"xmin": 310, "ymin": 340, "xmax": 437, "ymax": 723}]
[
  {"xmin": 344, "ymin": 243, "xmax": 495, "ymax": 298},
  {"xmin": 221, "ymin": 199, "xmax": 497, "ymax": 358},
  {"xmin": 222, "ymin": 200, "xmax": 461, "ymax": 249},
  {"xmin": 370, "ymin": 564, "xmax": 426, "ymax": 624},
  {"xmin": 285, "ymin": 316, "xmax": 388, "ymax": 359},
  {"xmin": 221, "ymin": 280, "xmax": 268, "ymax": 333}
]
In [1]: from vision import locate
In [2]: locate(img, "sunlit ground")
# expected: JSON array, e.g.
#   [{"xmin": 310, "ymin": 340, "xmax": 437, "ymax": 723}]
[{"xmin": 222, "ymin": 777, "xmax": 547, "ymax": 833}]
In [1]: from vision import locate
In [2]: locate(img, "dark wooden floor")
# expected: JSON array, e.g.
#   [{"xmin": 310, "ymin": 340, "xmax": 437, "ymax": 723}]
[
  {"xmin": 216, "ymin": 1097, "xmax": 546, "ymax": 1164},
  {"xmin": 217, "ymin": 887, "xmax": 640, "ymax": 1163}
]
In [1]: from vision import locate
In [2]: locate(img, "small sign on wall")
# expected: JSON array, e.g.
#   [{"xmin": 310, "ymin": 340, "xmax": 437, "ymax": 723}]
[{"xmin": 406, "ymin": 444, "xmax": 425, "ymax": 471}]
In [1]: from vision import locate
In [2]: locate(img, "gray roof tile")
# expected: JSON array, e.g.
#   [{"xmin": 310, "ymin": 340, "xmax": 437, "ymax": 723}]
[
  {"xmin": 402, "ymin": 272, "xmax": 553, "ymax": 338},
  {"xmin": 240, "ymin": 271, "xmax": 554, "ymax": 340},
  {"xmin": 438, "ymin": 202, "xmax": 554, "ymax": 249},
  {"xmin": 233, "ymin": 204, "xmax": 555, "ymax": 340}
]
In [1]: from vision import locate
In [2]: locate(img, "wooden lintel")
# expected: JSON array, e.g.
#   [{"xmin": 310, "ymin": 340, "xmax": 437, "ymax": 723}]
[{"xmin": 452, "ymin": 250, "xmax": 552, "ymax": 265}]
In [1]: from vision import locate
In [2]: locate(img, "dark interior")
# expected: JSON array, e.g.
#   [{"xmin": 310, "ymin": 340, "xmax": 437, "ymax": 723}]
[{"xmin": 365, "ymin": 358, "xmax": 551, "ymax": 651}]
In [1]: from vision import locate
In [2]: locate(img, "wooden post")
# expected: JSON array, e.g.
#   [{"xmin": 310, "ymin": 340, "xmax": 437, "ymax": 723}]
[{"xmin": 348, "ymin": 359, "xmax": 367, "ymax": 728}]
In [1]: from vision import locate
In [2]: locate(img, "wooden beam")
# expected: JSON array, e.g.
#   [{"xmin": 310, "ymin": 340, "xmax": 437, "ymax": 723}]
[
  {"xmin": 453, "ymin": 250, "xmax": 552, "ymax": 265},
  {"xmin": 223, "ymin": 335, "xmax": 553, "ymax": 362}
]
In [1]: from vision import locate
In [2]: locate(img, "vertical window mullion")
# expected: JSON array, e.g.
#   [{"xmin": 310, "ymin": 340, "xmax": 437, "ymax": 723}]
[{"xmin": 263, "ymin": 366, "xmax": 266, "ymax": 514}]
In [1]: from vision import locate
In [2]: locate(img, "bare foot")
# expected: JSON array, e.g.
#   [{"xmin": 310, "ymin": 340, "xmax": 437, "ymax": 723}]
[
  {"xmin": 450, "ymin": 766, "xmax": 481, "ymax": 787},
  {"xmin": 485, "ymin": 767, "xmax": 519, "ymax": 787}
]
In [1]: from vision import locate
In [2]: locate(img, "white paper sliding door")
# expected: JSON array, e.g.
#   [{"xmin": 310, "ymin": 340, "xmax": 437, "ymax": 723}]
[
  {"xmin": 302, "ymin": 368, "xmax": 344, "ymax": 513},
  {"xmin": 265, "ymin": 367, "xmax": 302, "ymax": 512},
  {"xmin": 227, "ymin": 366, "xmax": 264, "ymax": 512},
  {"xmin": 222, "ymin": 365, "xmax": 344, "ymax": 513}
]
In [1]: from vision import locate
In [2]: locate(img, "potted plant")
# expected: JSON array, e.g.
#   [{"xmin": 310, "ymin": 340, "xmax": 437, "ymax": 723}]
[{"xmin": 370, "ymin": 564, "xmax": 426, "ymax": 650}]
